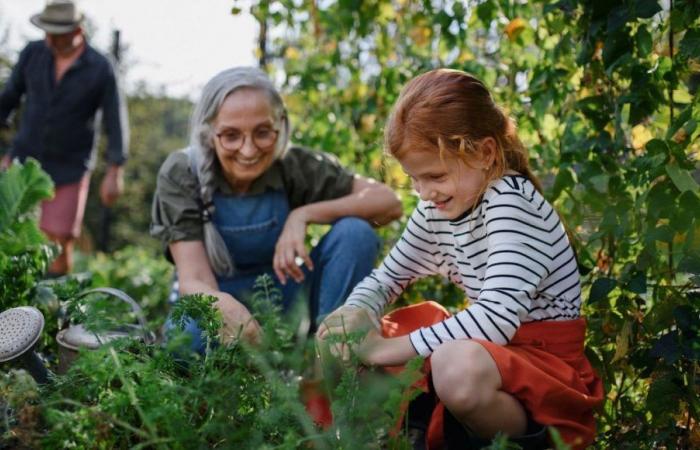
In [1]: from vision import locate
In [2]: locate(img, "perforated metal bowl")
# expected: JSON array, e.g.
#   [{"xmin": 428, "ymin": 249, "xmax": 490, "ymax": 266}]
[{"xmin": 0, "ymin": 306, "xmax": 45, "ymax": 362}]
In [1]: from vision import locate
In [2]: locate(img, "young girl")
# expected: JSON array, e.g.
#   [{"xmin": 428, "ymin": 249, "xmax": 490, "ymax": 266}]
[{"xmin": 318, "ymin": 69, "xmax": 603, "ymax": 449}]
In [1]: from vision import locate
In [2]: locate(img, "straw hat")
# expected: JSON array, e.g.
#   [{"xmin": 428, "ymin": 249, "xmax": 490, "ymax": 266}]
[{"xmin": 30, "ymin": 1, "xmax": 84, "ymax": 34}]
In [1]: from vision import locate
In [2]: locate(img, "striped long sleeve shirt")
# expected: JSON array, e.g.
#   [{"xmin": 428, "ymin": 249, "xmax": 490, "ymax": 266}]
[{"xmin": 345, "ymin": 175, "xmax": 582, "ymax": 357}]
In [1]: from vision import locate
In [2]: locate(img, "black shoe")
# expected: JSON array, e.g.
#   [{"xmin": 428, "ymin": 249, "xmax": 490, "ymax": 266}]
[
  {"xmin": 404, "ymin": 392, "xmax": 435, "ymax": 450},
  {"xmin": 443, "ymin": 408, "xmax": 550, "ymax": 450},
  {"xmin": 443, "ymin": 407, "xmax": 489, "ymax": 449},
  {"xmin": 509, "ymin": 420, "xmax": 549, "ymax": 450}
]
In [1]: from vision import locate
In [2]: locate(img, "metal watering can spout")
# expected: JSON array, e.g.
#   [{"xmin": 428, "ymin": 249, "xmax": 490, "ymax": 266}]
[{"xmin": 0, "ymin": 306, "xmax": 53, "ymax": 384}]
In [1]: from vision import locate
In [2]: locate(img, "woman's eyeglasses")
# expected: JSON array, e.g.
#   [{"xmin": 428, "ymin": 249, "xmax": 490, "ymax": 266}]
[{"xmin": 215, "ymin": 127, "xmax": 279, "ymax": 151}]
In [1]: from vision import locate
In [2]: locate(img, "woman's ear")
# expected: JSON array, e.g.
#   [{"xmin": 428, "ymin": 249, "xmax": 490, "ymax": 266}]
[{"xmin": 473, "ymin": 137, "xmax": 497, "ymax": 169}]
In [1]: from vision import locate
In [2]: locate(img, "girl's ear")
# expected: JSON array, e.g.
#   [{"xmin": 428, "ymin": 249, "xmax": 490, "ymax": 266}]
[{"xmin": 473, "ymin": 137, "xmax": 497, "ymax": 169}]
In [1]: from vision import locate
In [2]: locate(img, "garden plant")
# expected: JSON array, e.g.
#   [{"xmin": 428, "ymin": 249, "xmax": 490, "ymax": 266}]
[{"xmin": 1, "ymin": 0, "xmax": 699, "ymax": 448}]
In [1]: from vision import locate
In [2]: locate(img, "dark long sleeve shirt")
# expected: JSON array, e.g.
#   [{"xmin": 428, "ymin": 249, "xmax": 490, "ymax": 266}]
[{"xmin": 0, "ymin": 40, "xmax": 128, "ymax": 185}]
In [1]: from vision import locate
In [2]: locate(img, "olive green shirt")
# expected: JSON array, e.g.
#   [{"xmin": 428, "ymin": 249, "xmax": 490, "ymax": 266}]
[{"xmin": 150, "ymin": 146, "xmax": 355, "ymax": 255}]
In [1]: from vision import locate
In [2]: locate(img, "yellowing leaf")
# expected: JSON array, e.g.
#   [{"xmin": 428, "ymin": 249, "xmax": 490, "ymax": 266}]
[
  {"xmin": 611, "ymin": 321, "xmax": 632, "ymax": 364},
  {"xmin": 593, "ymin": 40, "xmax": 604, "ymax": 61},
  {"xmin": 323, "ymin": 41, "xmax": 337, "ymax": 53},
  {"xmin": 631, "ymin": 124, "xmax": 653, "ymax": 150},
  {"xmin": 284, "ymin": 46, "xmax": 301, "ymax": 60},
  {"xmin": 504, "ymin": 17, "xmax": 527, "ymax": 41},
  {"xmin": 379, "ymin": 3, "xmax": 395, "ymax": 21},
  {"xmin": 360, "ymin": 114, "xmax": 376, "ymax": 133},
  {"xmin": 409, "ymin": 25, "xmax": 432, "ymax": 47},
  {"xmin": 457, "ymin": 50, "xmax": 474, "ymax": 63}
]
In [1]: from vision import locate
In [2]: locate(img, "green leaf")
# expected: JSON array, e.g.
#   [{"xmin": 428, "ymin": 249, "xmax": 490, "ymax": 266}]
[
  {"xmin": 633, "ymin": 0, "xmax": 662, "ymax": 19},
  {"xmin": 646, "ymin": 225, "xmax": 674, "ymax": 243},
  {"xmin": 589, "ymin": 277, "xmax": 617, "ymax": 303},
  {"xmin": 626, "ymin": 271, "xmax": 647, "ymax": 294},
  {"xmin": 636, "ymin": 26, "xmax": 653, "ymax": 55},
  {"xmin": 645, "ymin": 138, "xmax": 669, "ymax": 155},
  {"xmin": 678, "ymin": 254, "xmax": 700, "ymax": 275},
  {"xmin": 665, "ymin": 164, "xmax": 699, "ymax": 193},
  {"xmin": 646, "ymin": 374, "xmax": 682, "ymax": 424},
  {"xmin": 679, "ymin": 29, "xmax": 700, "ymax": 59},
  {"xmin": 552, "ymin": 166, "xmax": 575, "ymax": 200},
  {"xmin": 0, "ymin": 159, "xmax": 54, "ymax": 232},
  {"xmin": 475, "ymin": 1, "xmax": 497, "ymax": 24}
]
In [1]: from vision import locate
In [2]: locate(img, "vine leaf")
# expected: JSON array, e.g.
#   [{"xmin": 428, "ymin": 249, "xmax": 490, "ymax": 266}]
[
  {"xmin": 665, "ymin": 164, "xmax": 699, "ymax": 193},
  {"xmin": 646, "ymin": 374, "xmax": 683, "ymax": 425},
  {"xmin": 679, "ymin": 29, "xmax": 700, "ymax": 59},
  {"xmin": 611, "ymin": 321, "xmax": 632, "ymax": 364},
  {"xmin": 589, "ymin": 277, "xmax": 617, "ymax": 303}
]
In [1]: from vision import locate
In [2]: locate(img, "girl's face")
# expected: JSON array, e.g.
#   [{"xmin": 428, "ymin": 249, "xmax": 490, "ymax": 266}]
[
  {"xmin": 212, "ymin": 88, "xmax": 278, "ymax": 193},
  {"xmin": 398, "ymin": 148, "xmax": 488, "ymax": 220}
]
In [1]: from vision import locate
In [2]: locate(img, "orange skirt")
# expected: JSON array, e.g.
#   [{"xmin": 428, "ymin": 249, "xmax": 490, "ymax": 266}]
[{"xmin": 380, "ymin": 301, "xmax": 604, "ymax": 450}]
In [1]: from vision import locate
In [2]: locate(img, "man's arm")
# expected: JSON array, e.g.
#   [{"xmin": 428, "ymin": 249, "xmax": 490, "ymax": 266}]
[
  {"xmin": 100, "ymin": 59, "xmax": 128, "ymax": 166},
  {"xmin": 0, "ymin": 45, "xmax": 30, "ymax": 131},
  {"xmin": 99, "ymin": 60, "xmax": 129, "ymax": 206}
]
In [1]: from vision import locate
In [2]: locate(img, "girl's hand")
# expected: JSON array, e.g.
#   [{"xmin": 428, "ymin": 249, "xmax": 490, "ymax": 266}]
[
  {"xmin": 274, "ymin": 208, "xmax": 313, "ymax": 285},
  {"xmin": 214, "ymin": 296, "xmax": 262, "ymax": 345},
  {"xmin": 316, "ymin": 306, "xmax": 378, "ymax": 361},
  {"xmin": 317, "ymin": 305, "xmax": 377, "ymax": 340},
  {"xmin": 356, "ymin": 331, "xmax": 417, "ymax": 367}
]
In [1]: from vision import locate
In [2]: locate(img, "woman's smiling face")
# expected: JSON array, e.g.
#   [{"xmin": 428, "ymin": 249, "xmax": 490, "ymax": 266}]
[
  {"xmin": 212, "ymin": 88, "xmax": 278, "ymax": 193},
  {"xmin": 398, "ymin": 148, "xmax": 487, "ymax": 219}
]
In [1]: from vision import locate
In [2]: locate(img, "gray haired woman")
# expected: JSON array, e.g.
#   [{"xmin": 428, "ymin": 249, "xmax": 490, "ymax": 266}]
[{"xmin": 151, "ymin": 67, "xmax": 402, "ymax": 351}]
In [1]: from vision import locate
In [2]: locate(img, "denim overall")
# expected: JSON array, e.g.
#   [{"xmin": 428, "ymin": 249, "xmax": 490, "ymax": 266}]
[{"xmin": 167, "ymin": 168, "xmax": 379, "ymax": 353}]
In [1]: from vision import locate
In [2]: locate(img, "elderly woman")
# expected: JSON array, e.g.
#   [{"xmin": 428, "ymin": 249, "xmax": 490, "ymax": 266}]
[{"xmin": 151, "ymin": 67, "xmax": 402, "ymax": 350}]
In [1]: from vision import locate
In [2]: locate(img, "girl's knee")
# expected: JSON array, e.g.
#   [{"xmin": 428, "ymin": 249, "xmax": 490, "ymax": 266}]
[{"xmin": 431, "ymin": 340, "xmax": 500, "ymax": 410}]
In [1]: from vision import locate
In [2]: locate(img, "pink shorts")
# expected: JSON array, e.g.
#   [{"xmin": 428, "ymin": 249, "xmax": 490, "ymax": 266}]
[{"xmin": 40, "ymin": 174, "xmax": 91, "ymax": 239}]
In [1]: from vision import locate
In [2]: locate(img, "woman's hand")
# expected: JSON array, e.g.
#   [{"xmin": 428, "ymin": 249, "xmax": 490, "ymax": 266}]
[
  {"xmin": 170, "ymin": 241, "xmax": 261, "ymax": 345},
  {"xmin": 274, "ymin": 207, "xmax": 313, "ymax": 285},
  {"xmin": 214, "ymin": 296, "xmax": 262, "ymax": 345}
]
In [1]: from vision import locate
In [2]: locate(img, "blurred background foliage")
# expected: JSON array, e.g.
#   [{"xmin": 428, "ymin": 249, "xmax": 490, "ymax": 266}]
[{"xmin": 1, "ymin": 0, "xmax": 699, "ymax": 447}]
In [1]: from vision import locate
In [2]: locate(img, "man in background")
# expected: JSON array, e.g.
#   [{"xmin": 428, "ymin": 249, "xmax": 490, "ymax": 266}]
[{"xmin": 0, "ymin": 0, "xmax": 129, "ymax": 275}]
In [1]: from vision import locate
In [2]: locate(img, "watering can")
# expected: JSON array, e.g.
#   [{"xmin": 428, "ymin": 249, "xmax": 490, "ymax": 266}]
[
  {"xmin": 0, "ymin": 287, "xmax": 154, "ymax": 383},
  {"xmin": 55, "ymin": 287, "xmax": 155, "ymax": 373}
]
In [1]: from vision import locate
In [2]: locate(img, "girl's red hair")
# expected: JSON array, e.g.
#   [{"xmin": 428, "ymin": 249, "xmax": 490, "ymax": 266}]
[{"xmin": 385, "ymin": 68, "xmax": 542, "ymax": 193}]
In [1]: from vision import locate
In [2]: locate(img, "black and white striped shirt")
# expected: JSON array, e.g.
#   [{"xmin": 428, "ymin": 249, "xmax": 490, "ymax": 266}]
[{"xmin": 345, "ymin": 175, "xmax": 582, "ymax": 356}]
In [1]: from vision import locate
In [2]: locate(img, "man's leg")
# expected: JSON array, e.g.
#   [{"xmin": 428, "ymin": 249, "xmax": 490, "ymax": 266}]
[
  {"xmin": 44, "ymin": 234, "xmax": 75, "ymax": 275},
  {"xmin": 40, "ymin": 174, "xmax": 90, "ymax": 276},
  {"xmin": 307, "ymin": 217, "xmax": 380, "ymax": 329}
]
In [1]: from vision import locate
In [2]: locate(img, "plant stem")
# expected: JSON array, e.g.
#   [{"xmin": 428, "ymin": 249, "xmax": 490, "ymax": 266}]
[
  {"xmin": 108, "ymin": 347, "xmax": 161, "ymax": 446},
  {"xmin": 45, "ymin": 398, "xmax": 152, "ymax": 439},
  {"xmin": 668, "ymin": 0, "xmax": 675, "ymax": 123},
  {"xmin": 244, "ymin": 345, "xmax": 327, "ymax": 450}
]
